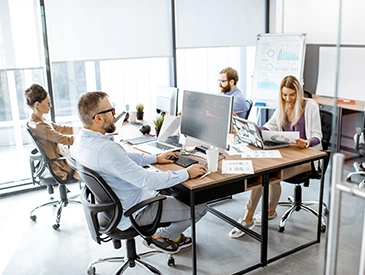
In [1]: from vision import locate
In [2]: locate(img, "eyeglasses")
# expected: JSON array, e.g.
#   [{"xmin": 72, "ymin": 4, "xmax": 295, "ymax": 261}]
[
  {"xmin": 93, "ymin": 108, "xmax": 116, "ymax": 119},
  {"xmin": 217, "ymin": 79, "xmax": 229, "ymax": 84}
]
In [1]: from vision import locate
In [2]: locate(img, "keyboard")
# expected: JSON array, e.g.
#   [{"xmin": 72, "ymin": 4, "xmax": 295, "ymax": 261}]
[
  {"xmin": 174, "ymin": 155, "xmax": 198, "ymax": 168},
  {"xmin": 263, "ymin": 140, "xmax": 285, "ymax": 146}
]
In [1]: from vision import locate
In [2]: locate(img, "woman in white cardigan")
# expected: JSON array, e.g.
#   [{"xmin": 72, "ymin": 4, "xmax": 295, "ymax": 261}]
[{"xmin": 229, "ymin": 75, "xmax": 322, "ymax": 238}]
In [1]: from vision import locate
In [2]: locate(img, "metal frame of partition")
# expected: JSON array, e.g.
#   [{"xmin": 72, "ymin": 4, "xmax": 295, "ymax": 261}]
[{"xmin": 325, "ymin": 153, "xmax": 365, "ymax": 275}]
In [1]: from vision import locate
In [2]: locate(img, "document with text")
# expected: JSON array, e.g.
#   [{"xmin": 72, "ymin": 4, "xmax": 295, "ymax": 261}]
[{"xmin": 222, "ymin": 160, "xmax": 254, "ymax": 174}]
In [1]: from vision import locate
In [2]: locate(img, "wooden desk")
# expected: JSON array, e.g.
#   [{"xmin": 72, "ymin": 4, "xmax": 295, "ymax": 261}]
[
  {"xmin": 313, "ymin": 95, "xmax": 365, "ymax": 156},
  {"xmin": 154, "ymin": 146, "xmax": 326, "ymax": 274}
]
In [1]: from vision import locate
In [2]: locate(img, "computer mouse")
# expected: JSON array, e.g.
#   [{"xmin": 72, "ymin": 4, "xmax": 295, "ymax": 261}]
[{"xmin": 139, "ymin": 124, "xmax": 151, "ymax": 135}]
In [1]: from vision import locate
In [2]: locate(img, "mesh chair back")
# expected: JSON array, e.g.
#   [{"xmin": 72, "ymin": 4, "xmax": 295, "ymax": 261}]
[
  {"xmin": 67, "ymin": 157, "xmax": 122, "ymax": 241},
  {"xmin": 245, "ymin": 99, "xmax": 253, "ymax": 119},
  {"xmin": 319, "ymin": 108, "xmax": 334, "ymax": 151},
  {"xmin": 25, "ymin": 122, "xmax": 75, "ymax": 184},
  {"xmin": 304, "ymin": 90, "xmax": 313, "ymax": 98}
]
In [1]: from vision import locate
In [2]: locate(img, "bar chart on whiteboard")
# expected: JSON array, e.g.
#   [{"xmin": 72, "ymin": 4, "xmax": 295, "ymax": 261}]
[{"xmin": 252, "ymin": 33, "xmax": 306, "ymax": 107}]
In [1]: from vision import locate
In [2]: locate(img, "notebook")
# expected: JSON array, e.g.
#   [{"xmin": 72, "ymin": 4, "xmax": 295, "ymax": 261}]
[
  {"xmin": 232, "ymin": 116, "xmax": 290, "ymax": 150},
  {"xmin": 126, "ymin": 135, "xmax": 157, "ymax": 145},
  {"xmin": 133, "ymin": 115, "xmax": 183, "ymax": 155}
]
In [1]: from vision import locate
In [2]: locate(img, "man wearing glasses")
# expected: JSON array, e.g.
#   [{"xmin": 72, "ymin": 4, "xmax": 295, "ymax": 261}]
[
  {"xmin": 218, "ymin": 67, "xmax": 247, "ymax": 119},
  {"xmin": 72, "ymin": 91, "xmax": 208, "ymax": 254}
]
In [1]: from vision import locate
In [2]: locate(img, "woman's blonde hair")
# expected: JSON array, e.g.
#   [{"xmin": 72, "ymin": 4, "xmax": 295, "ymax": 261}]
[{"xmin": 277, "ymin": 75, "xmax": 305, "ymax": 129}]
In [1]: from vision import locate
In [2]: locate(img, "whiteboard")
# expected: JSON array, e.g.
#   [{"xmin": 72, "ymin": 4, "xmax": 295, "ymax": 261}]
[
  {"xmin": 316, "ymin": 47, "xmax": 365, "ymax": 101},
  {"xmin": 251, "ymin": 33, "xmax": 306, "ymax": 106}
]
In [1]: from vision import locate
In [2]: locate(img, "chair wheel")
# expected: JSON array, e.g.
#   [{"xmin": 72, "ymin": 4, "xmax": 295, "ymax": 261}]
[
  {"xmin": 346, "ymin": 176, "xmax": 351, "ymax": 182},
  {"xmin": 30, "ymin": 215, "xmax": 37, "ymax": 221},
  {"xmin": 278, "ymin": 226, "xmax": 285, "ymax": 232},
  {"xmin": 321, "ymin": 225, "xmax": 326, "ymax": 233},
  {"xmin": 53, "ymin": 223, "xmax": 60, "ymax": 230},
  {"xmin": 167, "ymin": 256, "xmax": 175, "ymax": 266},
  {"xmin": 324, "ymin": 208, "xmax": 329, "ymax": 216},
  {"xmin": 87, "ymin": 267, "xmax": 96, "ymax": 275}
]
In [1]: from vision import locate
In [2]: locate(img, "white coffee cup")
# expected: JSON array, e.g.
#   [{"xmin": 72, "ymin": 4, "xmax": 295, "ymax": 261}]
[
  {"xmin": 129, "ymin": 111, "xmax": 137, "ymax": 123},
  {"xmin": 206, "ymin": 147, "xmax": 219, "ymax": 172}
]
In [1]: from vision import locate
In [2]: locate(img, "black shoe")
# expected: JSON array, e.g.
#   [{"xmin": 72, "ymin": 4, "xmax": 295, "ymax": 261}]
[
  {"xmin": 174, "ymin": 234, "xmax": 192, "ymax": 252},
  {"xmin": 142, "ymin": 237, "xmax": 178, "ymax": 253}
]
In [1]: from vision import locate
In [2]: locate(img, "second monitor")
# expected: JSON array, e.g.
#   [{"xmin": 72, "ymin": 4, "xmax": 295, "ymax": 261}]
[
  {"xmin": 156, "ymin": 86, "xmax": 178, "ymax": 116},
  {"xmin": 180, "ymin": 90, "xmax": 233, "ymax": 151}
]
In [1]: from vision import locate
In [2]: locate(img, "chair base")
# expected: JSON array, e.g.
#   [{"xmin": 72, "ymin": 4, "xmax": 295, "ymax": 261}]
[
  {"xmin": 87, "ymin": 239, "xmax": 174, "ymax": 275},
  {"xmin": 30, "ymin": 184, "xmax": 81, "ymax": 230},
  {"xmin": 277, "ymin": 184, "xmax": 327, "ymax": 233},
  {"xmin": 346, "ymin": 171, "xmax": 365, "ymax": 188}
]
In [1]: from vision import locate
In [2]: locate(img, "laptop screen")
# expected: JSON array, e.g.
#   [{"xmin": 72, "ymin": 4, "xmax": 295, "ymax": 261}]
[{"xmin": 232, "ymin": 117, "xmax": 265, "ymax": 149}]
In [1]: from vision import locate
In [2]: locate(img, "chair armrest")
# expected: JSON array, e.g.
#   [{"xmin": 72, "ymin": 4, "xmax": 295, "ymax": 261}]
[
  {"xmin": 80, "ymin": 188, "xmax": 117, "ymax": 243},
  {"xmin": 125, "ymin": 195, "xmax": 167, "ymax": 237},
  {"xmin": 124, "ymin": 195, "xmax": 166, "ymax": 217}
]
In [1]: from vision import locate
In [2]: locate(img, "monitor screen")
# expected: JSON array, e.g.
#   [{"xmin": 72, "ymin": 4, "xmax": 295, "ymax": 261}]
[
  {"xmin": 156, "ymin": 86, "xmax": 178, "ymax": 116},
  {"xmin": 180, "ymin": 90, "xmax": 233, "ymax": 150}
]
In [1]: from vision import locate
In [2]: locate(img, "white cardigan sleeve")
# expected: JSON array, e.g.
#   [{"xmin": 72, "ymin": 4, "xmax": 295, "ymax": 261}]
[{"xmin": 304, "ymin": 99, "xmax": 322, "ymax": 150}]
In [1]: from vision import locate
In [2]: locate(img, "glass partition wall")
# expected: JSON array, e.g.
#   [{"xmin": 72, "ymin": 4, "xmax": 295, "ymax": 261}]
[
  {"xmin": 0, "ymin": 0, "xmax": 266, "ymax": 188},
  {"xmin": 4, "ymin": 0, "xmax": 361, "ymax": 193}
]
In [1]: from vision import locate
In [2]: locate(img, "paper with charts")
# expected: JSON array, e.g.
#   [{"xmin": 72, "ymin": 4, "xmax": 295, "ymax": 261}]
[
  {"xmin": 222, "ymin": 160, "xmax": 254, "ymax": 174},
  {"xmin": 261, "ymin": 130, "xmax": 299, "ymax": 143}
]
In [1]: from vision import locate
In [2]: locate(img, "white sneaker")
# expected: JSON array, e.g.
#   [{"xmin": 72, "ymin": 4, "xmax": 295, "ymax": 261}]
[
  {"xmin": 228, "ymin": 218, "xmax": 255, "ymax": 238},
  {"xmin": 253, "ymin": 211, "xmax": 278, "ymax": 226}
]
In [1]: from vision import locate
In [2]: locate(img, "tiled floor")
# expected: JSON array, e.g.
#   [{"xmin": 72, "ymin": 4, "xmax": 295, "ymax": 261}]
[{"xmin": 0, "ymin": 160, "xmax": 364, "ymax": 275}]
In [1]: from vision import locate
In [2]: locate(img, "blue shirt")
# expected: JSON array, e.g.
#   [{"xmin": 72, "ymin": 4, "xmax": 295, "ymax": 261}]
[
  {"xmin": 223, "ymin": 87, "xmax": 247, "ymax": 119},
  {"xmin": 72, "ymin": 128, "xmax": 189, "ymax": 230}
]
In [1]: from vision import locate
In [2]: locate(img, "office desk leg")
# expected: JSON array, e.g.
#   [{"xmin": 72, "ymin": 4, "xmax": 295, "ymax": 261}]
[
  {"xmin": 261, "ymin": 173, "xmax": 269, "ymax": 266},
  {"xmin": 317, "ymin": 158, "xmax": 325, "ymax": 241},
  {"xmin": 190, "ymin": 191, "xmax": 197, "ymax": 275}
]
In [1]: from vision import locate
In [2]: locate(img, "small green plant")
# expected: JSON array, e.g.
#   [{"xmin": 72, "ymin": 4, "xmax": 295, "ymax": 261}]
[
  {"xmin": 136, "ymin": 103, "xmax": 144, "ymax": 112},
  {"xmin": 153, "ymin": 115, "xmax": 164, "ymax": 130}
]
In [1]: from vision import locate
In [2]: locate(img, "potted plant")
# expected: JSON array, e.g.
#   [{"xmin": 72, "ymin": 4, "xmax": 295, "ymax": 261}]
[
  {"xmin": 153, "ymin": 115, "xmax": 164, "ymax": 137},
  {"xmin": 136, "ymin": 103, "xmax": 144, "ymax": 120}
]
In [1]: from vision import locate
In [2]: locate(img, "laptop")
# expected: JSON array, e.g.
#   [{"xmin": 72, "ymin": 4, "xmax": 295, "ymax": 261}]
[
  {"xmin": 232, "ymin": 116, "xmax": 290, "ymax": 150},
  {"xmin": 133, "ymin": 115, "xmax": 183, "ymax": 154}
]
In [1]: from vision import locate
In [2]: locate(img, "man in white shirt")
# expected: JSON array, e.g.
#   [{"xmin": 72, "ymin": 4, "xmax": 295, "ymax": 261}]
[{"xmin": 72, "ymin": 91, "xmax": 207, "ymax": 253}]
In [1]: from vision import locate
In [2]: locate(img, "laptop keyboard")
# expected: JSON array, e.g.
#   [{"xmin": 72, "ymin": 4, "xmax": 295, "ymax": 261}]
[
  {"xmin": 263, "ymin": 140, "xmax": 288, "ymax": 147},
  {"xmin": 174, "ymin": 155, "xmax": 198, "ymax": 168},
  {"xmin": 153, "ymin": 142, "xmax": 175, "ymax": 150}
]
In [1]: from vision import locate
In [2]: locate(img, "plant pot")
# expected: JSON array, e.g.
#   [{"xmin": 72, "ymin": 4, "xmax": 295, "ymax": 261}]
[
  {"xmin": 136, "ymin": 111, "xmax": 144, "ymax": 120},
  {"xmin": 155, "ymin": 127, "xmax": 160, "ymax": 137}
]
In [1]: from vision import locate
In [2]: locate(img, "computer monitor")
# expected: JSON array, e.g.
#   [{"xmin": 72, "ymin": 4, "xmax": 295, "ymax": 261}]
[
  {"xmin": 180, "ymin": 90, "xmax": 233, "ymax": 150},
  {"xmin": 156, "ymin": 86, "xmax": 178, "ymax": 116}
]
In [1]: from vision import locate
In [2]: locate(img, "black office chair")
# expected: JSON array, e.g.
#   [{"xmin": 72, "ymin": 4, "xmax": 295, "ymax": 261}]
[
  {"xmin": 245, "ymin": 99, "xmax": 253, "ymax": 119},
  {"xmin": 277, "ymin": 108, "xmax": 334, "ymax": 233},
  {"xmin": 346, "ymin": 114, "xmax": 365, "ymax": 188},
  {"xmin": 26, "ymin": 122, "xmax": 81, "ymax": 230},
  {"xmin": 304, "ymin": 89, "xmax": 313, "ymax": 98},
  {"xmin": 67, "ymin": 156, "xmax": 175, "ymax": 275}
]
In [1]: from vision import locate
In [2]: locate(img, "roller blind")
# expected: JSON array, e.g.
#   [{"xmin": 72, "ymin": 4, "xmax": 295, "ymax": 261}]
[
  {"xmin": 45, "ymin": 0, "xmax": 171, "ymax": 62},
  {"xmin": 175, "ymin": 0, "xmax": 266, "ymax": 48},
  {"xmin": 283, "ymin": 0, "xmax": 365, "ymax": 44}
]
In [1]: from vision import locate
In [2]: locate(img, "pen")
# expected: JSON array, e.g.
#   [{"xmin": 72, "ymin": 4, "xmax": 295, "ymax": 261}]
[{"xmin": 200, "ymin": 171, "xmax": 211, "ymax": 179}]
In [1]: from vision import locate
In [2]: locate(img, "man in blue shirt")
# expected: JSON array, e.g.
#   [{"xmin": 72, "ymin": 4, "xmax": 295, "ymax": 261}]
[
  {"xmin": 218, "ymin": 67, "xmax": 247, "ymax": 119},
  {"xmin": 72, "ymin": 91, "xmax": 207, "ymax": 253}
]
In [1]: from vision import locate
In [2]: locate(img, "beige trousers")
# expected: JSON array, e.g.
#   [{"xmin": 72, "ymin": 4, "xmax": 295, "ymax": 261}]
[
  {"xmin": 245, "ymin": 182, "xmax": 282, "ymax": 213},
  {"xmin": 245, "ymin": 163, "xmax": 311, "ymax": 213}
]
